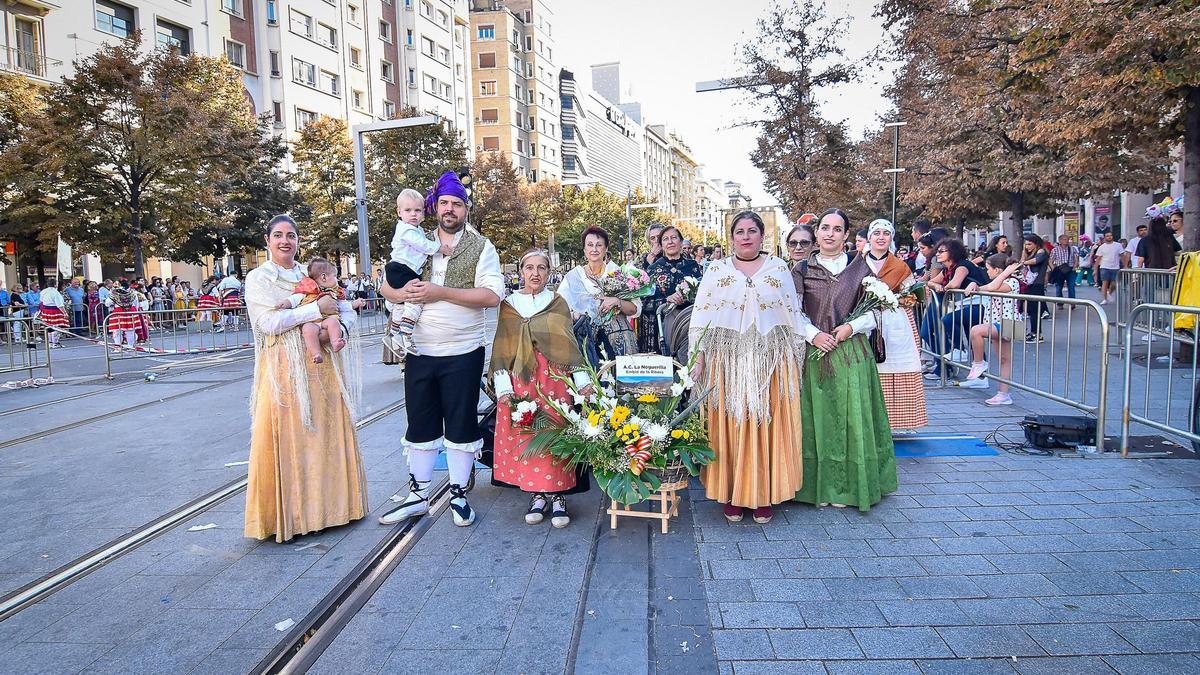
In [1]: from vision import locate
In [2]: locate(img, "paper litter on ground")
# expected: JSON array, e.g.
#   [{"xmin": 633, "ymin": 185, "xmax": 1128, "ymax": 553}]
[{"xmin": 187, "ymin": 523, "xmax": 217, "ymax": 532}]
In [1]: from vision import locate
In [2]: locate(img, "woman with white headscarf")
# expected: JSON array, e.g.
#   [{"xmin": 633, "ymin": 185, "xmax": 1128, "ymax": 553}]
[{"xmin": 863, "ymin": 219, "xmax": 927, "ymax": 430}]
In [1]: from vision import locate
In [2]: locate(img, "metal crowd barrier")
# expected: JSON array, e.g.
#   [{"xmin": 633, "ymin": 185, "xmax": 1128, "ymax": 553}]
[
  {"xmin": 354, "ymin": 297, "xmax": 390, "ymax": 337},
  {"xmin": 101, "ymin": 306, "xmax": 254, "ymax": 378},
  {"xmin": 0, "ymin": 315, "xmax": 52, "ymax": 380},
  {"xmin": 925, "ymin": 287, "xmax": 1109, "ymax": 448},
  {"xmin": 1120, "ymin": 303, "xmax": 1200, "ymax": 456},
  {"xmin": 1116, "ymin": 268, "xmax": 1176, "ymax": 348}
]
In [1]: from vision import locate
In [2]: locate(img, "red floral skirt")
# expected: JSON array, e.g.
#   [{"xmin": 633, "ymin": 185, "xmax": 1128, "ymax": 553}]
[{"xmin": 107, "ymin": 307, "xmax": 142, "ymax": 332}]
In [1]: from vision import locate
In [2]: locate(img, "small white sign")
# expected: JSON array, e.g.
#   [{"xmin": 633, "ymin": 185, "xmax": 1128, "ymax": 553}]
[{"xmin": 615, "ymin": 354, "xmax": 674, "ymax": 387}]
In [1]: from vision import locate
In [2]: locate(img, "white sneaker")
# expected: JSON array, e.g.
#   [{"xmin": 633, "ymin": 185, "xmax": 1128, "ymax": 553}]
[
  {"xmin": 966, "ymin": 362, "xmax": 989, "ymax": 380},
  {"xmin": 1141, "ymin": 334, "xmax": 1157, "ymax": 342},
  {"xmin": 947, "ymin": 349, "xmax": 969, "ymax": 363},
  {"xmin": 985, "ymin": 393, "xmax": 1013, "ymax": 406},
  {"xmin": 958, "ymin": 377, "xmax": 990, "ymax": 389}
]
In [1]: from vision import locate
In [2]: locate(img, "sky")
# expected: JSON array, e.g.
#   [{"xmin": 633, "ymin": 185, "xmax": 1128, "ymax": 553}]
[{"xmin": 552, "ymin": 0, "xmax": 896, "ymax": 205}]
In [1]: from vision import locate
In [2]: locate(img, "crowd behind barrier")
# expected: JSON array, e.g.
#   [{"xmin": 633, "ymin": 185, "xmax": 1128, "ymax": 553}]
[
  {"xmin": 0, "ymin": 317, "xmax": 52, "ymax": 381},
  {"xmin": 1120, "ymin": 303, "xmax": 1200, "ymax": 456}
]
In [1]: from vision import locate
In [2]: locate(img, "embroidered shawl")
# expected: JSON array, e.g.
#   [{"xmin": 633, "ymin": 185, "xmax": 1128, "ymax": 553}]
[{"xmin": 423, "ymin": 227, "xmax": 485, "ymax": 289}]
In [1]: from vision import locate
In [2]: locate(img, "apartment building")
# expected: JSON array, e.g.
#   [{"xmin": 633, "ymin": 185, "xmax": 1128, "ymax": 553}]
[
  {"xmin": 642, "ymin": 124, "xmax": 672, "ymax": 210},
  {"xmin": 696, "ymin": 172, "xmax": 726, "ymax": 245},
  {"xmin": 2, "ymin": 1, "xmax": 474, "ymax": 284},
  {"xmin": 469, "ymin": 0, "xmax": 558, "ymax": 182},
  {"xmin": 668, "ymin": 131, "xmax": 699, "ymax": 221},
  {"xmin": 558, "ymin": 68, "xmax": 641, "ymax": 195}
]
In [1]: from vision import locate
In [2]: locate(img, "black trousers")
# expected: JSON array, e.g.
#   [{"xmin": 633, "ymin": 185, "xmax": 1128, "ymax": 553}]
[
  {"xmin": 385, "ymin": 261, "xmax": 420, "ymax": 290},
  {"xmin": 403, "ymin": 347, "xmax": 484, "ymax": 447}
]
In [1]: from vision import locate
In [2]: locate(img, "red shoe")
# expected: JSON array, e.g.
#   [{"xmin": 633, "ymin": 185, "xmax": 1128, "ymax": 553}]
[
  {"xmin": 752, "ymin": 505, "xmax": 773, "ymax": 524},
  {"xmin": 722, "ymin": 503, "xmax": 744, "ymax": 522}
]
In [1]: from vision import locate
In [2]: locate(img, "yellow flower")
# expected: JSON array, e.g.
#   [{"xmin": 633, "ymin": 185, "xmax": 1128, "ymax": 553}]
[
  {"xmin": 637, "ymin": 393, "xmax": 660, "ymax": 403},
  {"xmin": 671, "ymin": 429, "xmax": 684, "ymax": 439},
  {"xmin": 609, "ymin": 406, "xmax": 631, "ymax": 427},
  {"xmin": 587, "ymin": 411, "xmax": 603, "ymax": 427}
]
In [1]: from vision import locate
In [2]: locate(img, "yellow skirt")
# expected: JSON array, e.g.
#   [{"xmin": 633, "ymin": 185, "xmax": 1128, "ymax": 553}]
[
  {"xmin": 701, "ymin": 364, "xmax": 804, "ymax": 509},
  {"xmin": 244, "ymin": 340, "xmax": 368, "ymax": 542}
]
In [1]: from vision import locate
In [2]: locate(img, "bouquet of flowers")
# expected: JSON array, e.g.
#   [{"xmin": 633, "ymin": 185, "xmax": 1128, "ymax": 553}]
[
  {"xmin": 596, "ymin": 264, "xmax": 655, "ymax": 323},
  {"xmin": 810, "ymin": 276, "xmax": 899, "ymax": 361},
  {"xmin": 676, "ymin": 275, "xmax": 701, "ymax": 305},
  {"xmin": 509, "ymin": 396, "xmax": 540, "ymax": 427},
  {"xmin": 518, "ymin": 346, "xmax": 714, "ymax": 505}
]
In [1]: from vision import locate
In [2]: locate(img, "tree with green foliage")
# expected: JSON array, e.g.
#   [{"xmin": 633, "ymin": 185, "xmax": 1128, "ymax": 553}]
[
  {"xmin": 292, "ymin": 116, "xmax": 356, "ymax": 272},
  {"xmin": 364, "ymin": 107, "xmax": 469, "ymax": 261},
  {"xmin": 24, "ymin": 39, "xmax": 260, "ymax": 278},
  {"xmin": 0, "ymin": 73, "xmax": 56, "ymax": 285},
  {"xmin": 470, "ymin": 152, "xmax": 528, "ymax": 264}
]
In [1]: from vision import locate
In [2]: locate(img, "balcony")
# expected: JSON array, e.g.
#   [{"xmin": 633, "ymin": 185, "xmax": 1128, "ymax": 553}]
[{"xmin": 1, "ymin": 47, "xmax": 62, "ymax": 80}]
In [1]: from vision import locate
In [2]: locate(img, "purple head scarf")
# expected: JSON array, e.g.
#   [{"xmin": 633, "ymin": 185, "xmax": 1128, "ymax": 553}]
[{"xmin": 425, "ymin": 171, "xmax": 470, "ymax": 216}]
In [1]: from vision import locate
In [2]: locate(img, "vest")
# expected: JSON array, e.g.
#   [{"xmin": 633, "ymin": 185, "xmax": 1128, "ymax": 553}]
[{"xmin": 422, "ymin": 227, "xmax": 486, "ymax": 289}]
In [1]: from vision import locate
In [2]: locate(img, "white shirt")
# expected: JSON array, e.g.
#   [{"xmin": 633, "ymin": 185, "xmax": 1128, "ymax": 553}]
[
  {"xmin": 1125, "ymin": 236, "xmax": 1143, "ymax": 268},
  {"xmin": 556, "ymin": 261, "xmax": 643, "ymax": 319},
  {"xmin": 245, "ymin": 261, "xmax": 357, "ymax": 336},
  {"xmin": 802, "ymin": 255, "xmax": 877, "ymax": 342},
  {"xmin": 390, "ymin": 219, "xmax": 441, "ymax": 272},
  {"xmin": 410, "ymin": 229, "xmax": 505, "ymax": 357},
  {"xmin": 1096, "ymin": 242, "xmax": 1124, "ymax": 269},
  {"xmin": 39, "ymin": 287, "xmax": 64, "ymax": 309},
  {"xmin": 491, "ymin": 289, "xmax": 590, "ymax": 398}
]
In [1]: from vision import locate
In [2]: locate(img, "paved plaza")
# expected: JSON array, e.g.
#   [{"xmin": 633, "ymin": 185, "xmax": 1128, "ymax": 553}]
[{"xmin": 0, "ymin": 302, "xmax": 1197, "ymax": 674}]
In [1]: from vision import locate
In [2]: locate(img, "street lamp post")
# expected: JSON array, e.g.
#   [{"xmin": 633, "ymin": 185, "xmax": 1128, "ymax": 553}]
[
  {"xmin": 626, "ymin": 186, "xmax": 666, "ymax": 253},
  {"xmin": 351, "ymin": 115, "xmax": 441, "ymax": 274},
  {"xmin": 883, "ymin": 121, "xmax": 907, "ymax": 226}
]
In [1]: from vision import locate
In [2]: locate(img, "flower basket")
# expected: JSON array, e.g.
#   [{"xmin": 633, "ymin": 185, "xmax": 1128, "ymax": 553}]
[{"xmin": 655, "ymin": 461, "xmax": 690, "ymax": 490}]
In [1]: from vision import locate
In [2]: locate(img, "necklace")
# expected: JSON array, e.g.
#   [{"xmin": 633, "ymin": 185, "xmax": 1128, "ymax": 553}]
[
  {"xmin": 867, "ymin": 251, "xmax": 888, "ymax": 261},
  {"xmin": 734, "ymin": 252, "xmax": 762, "ymax": 262}
]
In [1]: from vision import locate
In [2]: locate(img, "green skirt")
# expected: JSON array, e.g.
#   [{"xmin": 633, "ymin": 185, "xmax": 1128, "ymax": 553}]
[{"xmin": 794, "ymin": 334, "xmax": 898, "ymax": 511}]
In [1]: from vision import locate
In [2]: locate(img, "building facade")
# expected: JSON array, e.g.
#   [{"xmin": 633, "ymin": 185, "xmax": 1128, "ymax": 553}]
[
  {"xmin": 558, "ymin": 68, "xmax": 641, "ymax": 195},
  {"xmin": 668, "ymin": 131, "xmax": 698, "ymax": 221},
  {"xmin": 468, "ymin": 0, "xmax": 558, "ymax": 182},
  {"xmin": 642, "ymin": 123, "xmax": 672, "ymax": 210}
]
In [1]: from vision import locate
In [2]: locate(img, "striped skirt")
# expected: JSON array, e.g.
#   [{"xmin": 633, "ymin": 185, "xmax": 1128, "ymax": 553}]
[
  {"xmin": 107, "ymin": 307, "xmax": 142, "ymax": 332},
  {"xmin": 37, "ymin": 307, "xmax": 69, "ymax": 328},
  {"xmin": 221, "ymin": 292, "xmax": 241, "ymax": 309},
  {"xmin": 197, "ymin": 295, "xmax": 220, "ymax": 310}
]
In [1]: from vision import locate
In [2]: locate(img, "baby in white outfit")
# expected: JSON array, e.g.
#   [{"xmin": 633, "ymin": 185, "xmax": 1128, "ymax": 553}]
[{"xmin": 385, "ymin": 188, "xmax": 453, "ymax": 355}]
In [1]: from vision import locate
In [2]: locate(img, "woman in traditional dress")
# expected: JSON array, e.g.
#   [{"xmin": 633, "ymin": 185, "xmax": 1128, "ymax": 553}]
[
  {"xmin": 35, "ymin": 282, "xmax": 68, "ymax": 348},
  {"xmin": 792, "ymin": 208, "xmax": 897, "ymax": 511},
  {"xmin": 557, "ymin": 226, "xmax": 641, "ymax": 368},
  {"xmin": 644, "ymin": 226, "xmax": 704, "ymax": 356},
  {"xmin": 491, "ymin": 248, "xmax": 591, "ymax": 528},
  {"xmin": 197, "ymin": 277, "xmax": 220, "ymax": 325},
  {"xmin": 244, "ymin": 214, "xmax": 367, "ymax": 543},
  {"xmin": 691, "ymin": 211, "xmax": 809, "ymax": 524},
  {"xmin": 105, "ymin": 281, "xmax": 141, "ymax": 349},
  {"xmin": 85, "ymin": 281, "xmax": 103, "ymax": 335},
  {"xmin": 863, "ymin": 219, "xmax": 928, "ymax": 431}
]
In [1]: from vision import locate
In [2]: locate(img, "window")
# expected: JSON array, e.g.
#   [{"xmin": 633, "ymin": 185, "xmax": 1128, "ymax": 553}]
[
  {"xmin": 95, "ymin": 1, "xmax": 134, "ymax": 38},
  {"xmin": 441, "ymin": 82, "xmax": 452, "ymax": 99},
  {"xmin": 266, "ymin": 0, "xmax": 278, "ymax": 25},
  {"xmin": 224, "ymin": 39, "xmax": 245, "ymax": 68},
  {"xmin": 530, "ymin": 144, "xmax": 536, "ymax": 157},
  {"xmin": 352, "ymin": 90, "xmax": 365, "ymax": 109},
  {"xmin": 512, "ymin": 28, "xmax": 520, "ymax": 45},
  {"xmin": 514, "ymin": 84, "xmax": 522, "ymax": 99},
  {"xmin": 420, "ymin": 1, "xmax": 432, "ymax": 18},
  {"xmin": 455, "ymin": 64, "xmax": 464, "ymax": 80},
  {"xmin": 563, "ymin": 156, "xmax": 576, "ymax": 172},
  {"xmin": 347, "ymin": 4, "xmax": 360, "ymax": 25},
  {"xmin": 516, "ymin": 139, "xmax": 525, "ymax": 153},
  {"xmin": 528, "ymin": 115, "xmax": 535, "ymax": 131},
  {"xmin": 479, "ymin": 80, "xmax": 496, "ymax": 96},
  {"xmin": 527, "ymin": 89, "xmax": 534, "ymax": 104},
  {"xmin": 525, "ymin": 36, "xmax": 532, "ymax": 52},
  {"xmin": 438, "ymin": 46, "xmax": 449, "ymax": 64},
  {"xmin": 477, "ymin": 24, "xmax": 495, "ymax": 39},
  {"xmin": 378, "ymin": 20, "xmax": 392, "ymax": 42},
  {"xmin": 349, "ymin": 46, "xmax": 362, "ymax": 68},
  {"xmin": 383, "ymin": 101, "xmax": 396, "ymax": 118},
  {"xmin": 481, "ymin": 137, "xmax": 500, "ymax": 151},
  {"xmin": 560, "ymin": 95, "xmax": 572, "ymax": 110},
  {"xmin": 524, "ymin": 10, "xmax": 532, "ymax": 22},
  {"xmin": 320, "ymin": 70, "xmax": 340, "ymax": 95},
  {"xmin": 408, "ymin": 68, "xmax": 416, "ymax": 85},
  {"xmin": 424, "ymin": 74, "xmax": 437, "ymax": 94},
  {"xmin": 514, "ymin": 112, "xmax": 522, "ymax": 127},
  {"xmin": 380, "ymin": 59, "xmax": 394, "ymax": 82},
  {"xmin": 269, "ymin": 51, "xmax": 281, "ymax": 77},
  {"xmin": 421, "ymin": 37, "xmax": 434, "ymax": 57},
  {"xmin": 437, "ymin": 10, "xmax": 449, "ymax": 28},
  {"xmin": 480, "ymin": 108, "xmax": 498, "ymax": 123},
  {"xmin": 221, "ymin": 0, "xmax": 242, "ymax": 17},
  {"xmin": 477, "ymin": 52, "xmax": 496, "ymax": 69},
  {"xmin": 562, "ymin": 125, "xmax": 574, "ymax": 140},
  {"xmin": 272, "ymin": 101, "xmax": 283, "ymax": 125},
  {"xmin": 156, "ymin": 20, "xmax": 190, "ymax": 55},
  {"xmin": 547, "ymin": 47, "xmax": 553, "ymax": 61},
  {"xmin": 291, "ymin": 10, "xmax": 313, "ymax": 38},
  {"xmin": 292, "ymin": 59, "xmax": 316, "ymax": 86},
  {"xmin": 318, "ymin": 23, "xmax": 337, "ymax": 48},
  {"xmin": 526, "ymin": 62, "xmax": 533, "ymax": 77},
  {"xmin": 406, "ymin": 29, "xmax": 413, "ymax": 46},
  {"xmin": 295, "ymin": 108, "xmax": 318, "ymax": 129}
]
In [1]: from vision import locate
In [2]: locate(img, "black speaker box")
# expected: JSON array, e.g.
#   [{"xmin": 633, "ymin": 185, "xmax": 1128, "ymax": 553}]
[{"xmin": 1020, "ymin": 415, "xmax": 1097, "ymax": 449}]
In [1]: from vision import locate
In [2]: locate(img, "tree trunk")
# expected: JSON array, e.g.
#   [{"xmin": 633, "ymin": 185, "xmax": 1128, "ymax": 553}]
[
  {"xmin": 1007, "ymin": 191, "xmax": 1026, "ymax": 246},
  {"xmin": 1184, "ymin": 86, "xmax": 1200, "ymax": 253},
  {"xmin": 131, "ymin": 209, "xmax": 145, "ymax": 279},
  {"xmin": 955, "ymin": 216, "xmax": 966, "ymax": 240}
]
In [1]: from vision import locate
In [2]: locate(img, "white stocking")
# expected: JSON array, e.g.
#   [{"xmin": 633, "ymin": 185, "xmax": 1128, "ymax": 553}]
[
  {"xmin": 446, "ymin": 449, "xmax": 474, "ymax": 488},
  {"xmin": 406, "ymin": 447, "xmax": 438, "ymax": 483}
]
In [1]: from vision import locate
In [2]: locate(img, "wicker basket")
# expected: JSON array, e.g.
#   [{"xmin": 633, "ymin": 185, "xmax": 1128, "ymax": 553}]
[{"xmin": 656, "ymin": 461, "xmax": 690, "ymax": 490}]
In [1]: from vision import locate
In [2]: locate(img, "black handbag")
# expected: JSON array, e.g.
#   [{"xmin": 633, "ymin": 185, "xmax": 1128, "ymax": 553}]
[{"xmin": 870, "ymin": 328, "xmax": 887, "ymax": 364}]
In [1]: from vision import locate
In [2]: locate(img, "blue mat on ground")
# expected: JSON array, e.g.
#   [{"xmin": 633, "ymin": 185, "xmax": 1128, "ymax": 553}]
[
  {"xmin": 433, "ymin": 455, "xmax": 488, "ymax": 470},
  {"xmin": 892, "ymin": 434, "xmax": 999, "ymax": 457}
]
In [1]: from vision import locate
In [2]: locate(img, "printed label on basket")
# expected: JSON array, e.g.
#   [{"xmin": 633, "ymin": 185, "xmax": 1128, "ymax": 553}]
[{"xmin": 615, "ymin": 354, "xmax": 674, "ymax": 391}]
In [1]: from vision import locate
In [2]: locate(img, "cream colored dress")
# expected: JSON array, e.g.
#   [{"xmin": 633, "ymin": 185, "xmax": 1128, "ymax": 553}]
[{"xmin": 243, "ymin": 261, "xmax": 368, "ymax": 543}]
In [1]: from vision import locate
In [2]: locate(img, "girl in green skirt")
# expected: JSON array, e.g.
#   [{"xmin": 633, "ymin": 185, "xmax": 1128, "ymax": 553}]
[{"xmin": 791, "ymin": 209, "xmax": 898, "ymax": 511}]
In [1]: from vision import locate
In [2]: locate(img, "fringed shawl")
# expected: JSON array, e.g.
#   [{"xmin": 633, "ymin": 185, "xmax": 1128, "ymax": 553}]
[
  {"xmin": 874, "ymin": 253, "xmax": 912, "ymax": 292},
  {"xmin": 489, "ymin": 293, "xmax": 585, "ymax": 383},
  {"xmin": 687, "ymin": 256, "xmax": 809, "ymax": 423},
  {"xmin": 245, "ymin": 262, "xmax": 363, "ymax": 430}
]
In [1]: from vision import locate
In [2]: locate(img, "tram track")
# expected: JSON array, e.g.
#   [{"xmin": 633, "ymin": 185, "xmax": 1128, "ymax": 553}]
[
  {"xmin": 0, "ymin": 397, "xmax": 408, "ymax": 621},
  {"xmin": 252, "ymin": 476, "xmax": 457, "ymax": 674}
]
